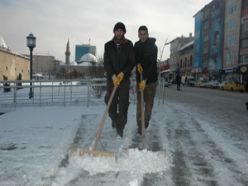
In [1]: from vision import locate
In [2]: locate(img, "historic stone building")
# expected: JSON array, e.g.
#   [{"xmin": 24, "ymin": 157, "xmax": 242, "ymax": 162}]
[
  {"xmin": 0, "ymin": 37, "xmax": 29, "ymax": 80},
  {"xmin": 178, "ymin": 40, "xmax": 194, "ymax": 76},
  {"xmin": 169, "ymin": 33, "xmax": 194, "ymax": 73}
]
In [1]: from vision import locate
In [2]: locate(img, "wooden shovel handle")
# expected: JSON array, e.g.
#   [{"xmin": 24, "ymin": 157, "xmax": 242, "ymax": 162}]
[{"xmin": 90, "ymin": 86, "xmax": 117, "ymax": 151}]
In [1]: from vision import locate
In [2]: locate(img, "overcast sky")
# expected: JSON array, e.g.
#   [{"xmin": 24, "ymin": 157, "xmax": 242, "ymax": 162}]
[{"xmin": 0, "ymin": 0, "xmax": 212, "ymax": 62}]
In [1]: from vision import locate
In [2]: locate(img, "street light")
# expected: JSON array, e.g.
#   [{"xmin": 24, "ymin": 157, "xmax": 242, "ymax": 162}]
[{"xmin": 26, "ymin": 33, "xmax": 36, "ymax": 99}]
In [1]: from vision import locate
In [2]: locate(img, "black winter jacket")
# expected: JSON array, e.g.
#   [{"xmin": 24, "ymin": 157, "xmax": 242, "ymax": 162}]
[
  {"xmin": 134, "ymin": 38, "xmax": 158, "ymax": 84},
  {"xmin": 104, "ymin": 38, "xmax": 135, "ymax": 82}
]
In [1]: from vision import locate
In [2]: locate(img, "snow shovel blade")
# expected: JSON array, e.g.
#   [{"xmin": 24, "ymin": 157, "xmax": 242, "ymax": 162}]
[
  {"xmin": 69, "ymin": 147, "xmax": 128, "ymax": 160},
  {"xmin": 78, "ymin": 149, "xmax": 115, "ymax": 157}
]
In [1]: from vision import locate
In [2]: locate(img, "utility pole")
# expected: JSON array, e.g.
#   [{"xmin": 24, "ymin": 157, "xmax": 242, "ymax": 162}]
[{"xmin": 160, "ymin": 39, "xmax": 169, "ymax": 61}]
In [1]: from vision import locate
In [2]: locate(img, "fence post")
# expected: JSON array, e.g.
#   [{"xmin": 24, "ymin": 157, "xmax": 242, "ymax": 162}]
[
  {"xmin": 40, "ymin": 81, "xmax": 42, "ymax": 106},
  {"xmin": 70, "ymin": 81, "xmax": 72, "ymax": 102},
  {"xmin": 13, "ymin": 81, "xmax": 16, "ymax": 105},
  {"xmin": 87, "ymin": 81, "xmax": 90, "ymax": 107},
  {"xmin": 52, "ymin": 81, "xmax": 54, "ymax": 103},
  {"xmin": 64, "ymin": 81, "xmax": 66, "ymax": 106}
]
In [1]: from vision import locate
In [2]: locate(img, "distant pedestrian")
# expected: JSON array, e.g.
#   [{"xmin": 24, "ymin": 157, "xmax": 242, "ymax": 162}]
[
  {"xmin": 185, "ymin": 76, "xmax": 188, "ymax": 85},
  {"xmin": 134, "ymin": 25, "xmax": 158, "ymax": 135},
  {"xmin": 104, "ymin": 22, "xmax": 135, "ymax": 137},
  {"xmin": 176, "ymin": 73, "xmax": 181, "ymax": 91}
]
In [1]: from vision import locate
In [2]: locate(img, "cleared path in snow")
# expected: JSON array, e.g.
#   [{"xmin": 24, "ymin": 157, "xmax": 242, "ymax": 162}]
[{"xmin": 50, "ymin": 99, "xmax": 248, "ymax": 186}]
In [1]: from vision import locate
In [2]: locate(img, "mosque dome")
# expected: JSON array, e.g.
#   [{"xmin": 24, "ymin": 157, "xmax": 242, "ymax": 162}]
[{"xmin": 79, "ymin": 53, "xmax": 97, "ymax": 63}]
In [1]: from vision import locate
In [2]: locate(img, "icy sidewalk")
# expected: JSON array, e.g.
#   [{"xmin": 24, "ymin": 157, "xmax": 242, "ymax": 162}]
[
  {"xmin": 0, "ymin": 106, "xmax": 99, "ymax": 186},
  {"xmin": 51, "ymin": 110, "xmax": 169, "ymax": 186},
  {"xmin": 0, "ymin": 104, "xmax": 170, "ymax": 186}
]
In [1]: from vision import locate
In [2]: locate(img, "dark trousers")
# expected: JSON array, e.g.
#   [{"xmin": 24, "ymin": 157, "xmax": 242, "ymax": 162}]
[
  {"xmin": 105, "ymin": 80, "xmax": 130, "ymax": 129},
  {"xmin": 177, "ymin": 82, "xmax": 181, "ymax": 90},
  {"xmin": 136, "ymin": 82, "xmax": 157, "ymax": 129}
]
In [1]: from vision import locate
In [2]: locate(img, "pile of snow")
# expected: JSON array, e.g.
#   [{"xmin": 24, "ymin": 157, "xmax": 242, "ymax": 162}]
[
  {"xmin": 52, "ymin": 148, "xmax": 168, "ymax": 186},
  {"xmin": 72, "ymin": 148, "xmax": 167, "ymax": 175}
]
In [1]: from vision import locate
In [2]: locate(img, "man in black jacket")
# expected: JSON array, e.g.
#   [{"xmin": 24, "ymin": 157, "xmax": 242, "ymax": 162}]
[
  {"xmin": 135, "ymin": 25, "xmax": 158, "ymax": 134},
  {"xmin": 104, "ymin": 22, "xmax": 135, "ymax": 137}
]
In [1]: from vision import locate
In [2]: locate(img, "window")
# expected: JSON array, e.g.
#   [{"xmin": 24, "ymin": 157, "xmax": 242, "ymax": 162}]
[
  {"xmin": 190, "ymin": 56, "xmax": 193, "ymax": 66},
  {"xmin": 184, "ymin": 57, "xmax": 187, "ymax": 68},
  {"xmin": 241, "ymin": 22, "xmax": 248, "ymax": 33},
  {"xmin": 240, "ymin": 54, "xmax": 248, "ymax": 64},
  {"xmin": 241, "ymin": 39, "xmax": 248, "ymax": 48}
]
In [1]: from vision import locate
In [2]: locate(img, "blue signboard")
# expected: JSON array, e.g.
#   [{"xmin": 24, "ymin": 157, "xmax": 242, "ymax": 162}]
[
  {"xmin": 208, "ymin": 0, "xmax": 224, "ymax": 71},
  {"xmin": 194, "ymin": 11, "xmax": 203, "ymax": 70}
]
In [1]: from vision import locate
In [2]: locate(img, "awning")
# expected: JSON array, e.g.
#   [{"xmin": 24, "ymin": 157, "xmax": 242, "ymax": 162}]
[{"xmin": 160, "ymin": 69, "xmax": 172, "ymax": 73}]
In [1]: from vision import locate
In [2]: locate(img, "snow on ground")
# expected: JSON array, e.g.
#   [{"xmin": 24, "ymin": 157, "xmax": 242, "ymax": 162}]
[
  {"xmin": 0, "ymin": 96, "xmax": 247, "ymax": 186},
  {"xmin": 0, "ymin": 104, "xmax": 170, "ymax": 186},
  {"xmin": 0, "ymin": 106, "xmax": 84, "ymax": 186}
]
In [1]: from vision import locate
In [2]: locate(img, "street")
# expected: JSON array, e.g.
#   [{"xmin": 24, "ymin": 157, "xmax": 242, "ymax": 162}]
[
  {"xmin": 164, "ymin": 85, "xmax": 248, "ymax": 149},
  {"xmin": 50, "ymin": 86, "xmax": 248, "ymax": 186},
  {"xmin": 1, "ymin": 85, "xmax": 248, "ymax": 186}
]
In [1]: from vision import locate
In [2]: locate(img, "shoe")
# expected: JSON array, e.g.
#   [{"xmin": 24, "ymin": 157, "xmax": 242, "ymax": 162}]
[
  {"xmin": 137, "ymin": 127, "xmax": 142, "ymax": 135},
  {"xmin": 116, "ymin": 125, "xmax": 124, "ymax": 138},
  {"xmin": 145, "ymin": 121, "xmax": 149, "ymax": 129},
  {"xmin": 112, "ymin": 121, "xmax": 116, "ymax": 129}
]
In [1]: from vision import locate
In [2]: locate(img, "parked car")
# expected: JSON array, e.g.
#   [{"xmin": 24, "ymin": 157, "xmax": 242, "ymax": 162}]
[
  {"xmin": 181, "ymin": 76, "xmax": 195, "ymax": 86},
  {"xmin": 163, "ymin": 81, "xmax": 170, "ymax": 87},
  {"xmin": 195, "ymin": 80, "xmax": 208, "ymax": 88},
  {"xmin": 206, "ymin": 80, "xmax": 220, "ymax": 89},
  {"xmin": 162, "ymin": 78, "xmax": 171, "ymax": 87},
  {"xmin": 187, "ymin": 79, "xmax": 196, "ymax": 87},
  {"xmin": 219, "ymin": 81, "xmax": 228, "ymax": 90},
  {"xmin": 223, "ymin": 81, "xmax": 245, "ymax": 92}
]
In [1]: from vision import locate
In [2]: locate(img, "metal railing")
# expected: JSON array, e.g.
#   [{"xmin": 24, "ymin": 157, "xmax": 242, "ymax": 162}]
[
  {"xmin": 0, "ymin": 78, "xmax": 107, "ymax": 110},
  {"xmin": 0, "ymin": 78, "xmax": 165, "ymax": 112}
]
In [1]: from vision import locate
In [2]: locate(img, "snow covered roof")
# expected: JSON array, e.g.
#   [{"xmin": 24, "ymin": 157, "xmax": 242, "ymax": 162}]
[
  {"xmin": 78, "ymin": 61, "xmax": 93, "ymax": 66},
  {"xmin": 79, "ymin": 53, "xmax": 97, "ymax": 63},
  {"xmin": 179, "ymin": 40, "xmax": 194, "ymax": 51},
  {"xmin": 70, "ymin": 61, "xmax": 78, "ymax": 66},
  {"xmin": 0, "ymin": 35, "xmax": 8, "ymax": 49}
]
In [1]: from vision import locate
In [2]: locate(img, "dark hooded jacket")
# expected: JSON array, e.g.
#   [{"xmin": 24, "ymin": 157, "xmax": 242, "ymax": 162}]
[
  {"xmin": 134, "ymin": 38, "xmax": 158, "ymax": 84},
  {"xmin": 104, "ymin": 38, "xmax": 135, "ymax": 82}
]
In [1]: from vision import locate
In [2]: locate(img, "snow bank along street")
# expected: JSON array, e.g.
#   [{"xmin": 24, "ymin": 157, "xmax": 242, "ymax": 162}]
[{"xmin": 0, "ymin": 86, "xmax": 248, "ymax": 186}]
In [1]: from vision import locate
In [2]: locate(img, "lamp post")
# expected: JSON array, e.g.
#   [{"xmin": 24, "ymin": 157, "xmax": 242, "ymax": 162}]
[{"xmin": 26, "ymin": 33, "xmax": 36, "ymax": 99}]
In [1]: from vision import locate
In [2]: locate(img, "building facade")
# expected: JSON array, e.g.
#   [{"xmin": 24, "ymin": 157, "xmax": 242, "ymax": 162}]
[
  {"xmin": 0, "ymin": 47, "xmax": 29, "ymax": 81},
  {"xmin": 169, "ymin": 34, "xmax": 194, "ymax": 73},
  {"xmin": 193, "ymin": 11, "xmax": 204, "ymax": 74},
  {"xmin": 193, "ymin": 0, "xmax": 225, "ymax": 80},
  {"xmin": 223, "ymin": 0, "xmax": 241, "ymax": 76},
  {"xmin": 32, "ymin": 55, "xmax": 57, "ymax": 77},
  {"xmin": 179, "ymin": 41, "xmax": 194, "ymax": 76},
  {"xmin": 239, "ymin": 0, "xmax": 248, "ymax": 86}
]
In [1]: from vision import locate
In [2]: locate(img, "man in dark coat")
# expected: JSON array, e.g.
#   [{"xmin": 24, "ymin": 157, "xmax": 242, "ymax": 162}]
[
  {"xmin": 104, "ymin": 22, "xmax": 135, "ymax": 137},
  {"xmin": 176, "ymin": 73, "xmax": 181, "ymax": 91},
  {"xmin": 134, "ymin": 25, "xmax": 158, "ymax": 134}
]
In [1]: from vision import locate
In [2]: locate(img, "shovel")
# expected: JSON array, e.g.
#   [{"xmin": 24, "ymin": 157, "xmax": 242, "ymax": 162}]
[
  {"xmin": 72, "ymin": 86, "xmax": 118, "ymax": 157},
  {"xmin": 138, "ymin": 72, "xmax": 146, "ymax": 150}
]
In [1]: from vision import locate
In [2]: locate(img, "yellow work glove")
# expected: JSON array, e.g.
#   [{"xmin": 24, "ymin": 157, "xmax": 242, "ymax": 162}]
[
  {"xmin": 117, "ymin": 72, "xmax": 124, "ymax": 82},
  {"xmin": 137, "ymin": 64, "xmax": 143, "ymax": 74},
  {"xmin": 138, "ymin": 80, "xmax": 146, "ymax": 90},
  {"xmin": 112, "ymin": 75, "xmax": 120, "ymax": 87}
]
